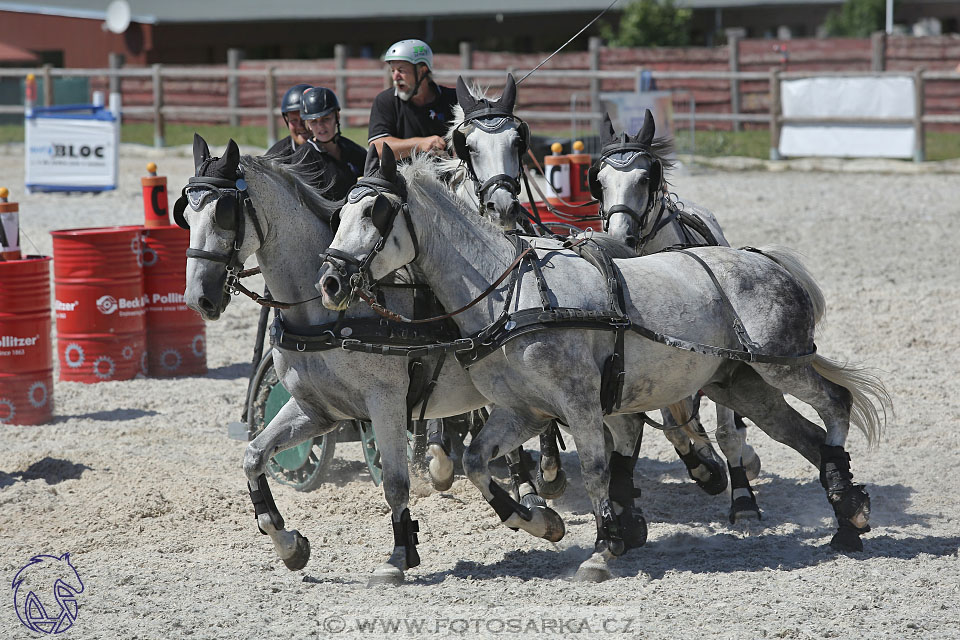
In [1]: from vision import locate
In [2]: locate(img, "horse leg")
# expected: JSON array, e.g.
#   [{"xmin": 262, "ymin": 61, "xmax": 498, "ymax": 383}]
[
  {"xmin": 732, "ymin": 410, "xmax": 761, "ymax": 481},
  {"xmin": 426, "ymin": 417, "xmax": 454, "ymax": 491},
  {"xmin": 462, "ymin": 408, "xmax": 564, "ymax": 542},
  {"xmin": 661, "ymin": 398, "xmax": 727, "ymax": 496},
  {"xmin": 569, "ymin": 408, "xmax": 626, "ymax": 583},
  {"xmin": 504, "ymin": 447, "xmax": 542, "ymax": 507},
  {"xmin": 602, "ymin": 414, "xmax": 648, "ymax": 550},
  {"xmin": 704, "ymin": 364, "xmax": 871, "ymax": 550},
  {"xmin": 751, "ymin": 360, "xmax": 878, "ymax": 553},
  {"xmin": 714, "ymin": 404, "xmax": 761, "ymax": 523},
  {"xmin": 244, "ymin": 397, "xmax": 332, "ymax": 571},
  {"xmin": 535, "ymin": 423, "xmax": 568, "ymax": 499},
  {"xmin": 367, "ymin": 399, "xmax": 419, "ymax": 586}
]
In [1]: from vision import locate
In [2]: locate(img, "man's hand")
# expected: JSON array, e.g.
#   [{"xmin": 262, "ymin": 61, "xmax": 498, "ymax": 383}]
[{"xmin": 418, "ymin": 135, "xmax": 447, "ymax": 154}]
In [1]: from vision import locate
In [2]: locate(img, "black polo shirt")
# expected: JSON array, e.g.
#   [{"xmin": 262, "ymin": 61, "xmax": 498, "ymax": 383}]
[{"xmin": 368, "ymin": 82, "xmax": 458, "ymax": 144}]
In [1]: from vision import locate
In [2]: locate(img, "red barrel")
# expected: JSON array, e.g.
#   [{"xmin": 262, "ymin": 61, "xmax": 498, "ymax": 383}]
[
  {"xmin": 51, "ymin": 226, "xmax": 146, "ymax": 383},
  {"xmin": 141, "ymin": 225, "xmax": 206, "ymax": 377},
  {"xmin": 0, "ymin": 256, "xmax": 54, "ymax": 424}
]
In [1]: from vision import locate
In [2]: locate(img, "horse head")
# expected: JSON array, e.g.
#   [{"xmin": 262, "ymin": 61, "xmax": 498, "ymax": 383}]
[
  {"xmin": 452, "ymin": 74, "xmax": 529, "ymax": 230},
  {"xmin": 177, "ymin": 134, "xmax": 263, "ymax": 320},
  {"xmin": 589, "ymin": 110, "xmax": 671, "ymax": 250},
  {"xmin": 317, "ymin": 144, "xmax": 416, "ymax": 311}
]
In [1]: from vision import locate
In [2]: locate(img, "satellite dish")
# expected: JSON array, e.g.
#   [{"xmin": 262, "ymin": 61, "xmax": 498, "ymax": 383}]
[{"xmin": 104, "ymin": 0, "xmax": 131, "ymax": 34}]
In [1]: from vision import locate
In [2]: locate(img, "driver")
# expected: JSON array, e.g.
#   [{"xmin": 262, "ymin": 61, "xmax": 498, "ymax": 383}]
[
  {"xmin": 267, "ymin": 83, "xmax": 313, "ymax": 157},
  {"xmin": 300, "ymin": 86, "xmax": 367, "ymax": 200},
  {"xmin": 367, "ymin": 39, "xmax": 458, "ymax": 160}
]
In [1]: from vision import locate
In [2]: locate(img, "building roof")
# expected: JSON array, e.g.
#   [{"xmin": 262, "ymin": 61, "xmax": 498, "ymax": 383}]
[
  {"xmin": 0, "ymin": 39, "xmax": 39, "ymax": 63},
  {"xmin": 1, "ymin": 0, "xmax": 845, "ymax": 25}
]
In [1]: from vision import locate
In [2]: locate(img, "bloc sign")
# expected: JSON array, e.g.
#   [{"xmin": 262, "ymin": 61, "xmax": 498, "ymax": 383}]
[{"xmin": 25, "ymin": 105, "xmax": 118, "ymax": 193}]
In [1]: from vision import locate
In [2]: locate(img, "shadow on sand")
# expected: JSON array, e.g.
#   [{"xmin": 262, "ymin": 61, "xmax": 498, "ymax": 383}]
[{"xmin": 0, "ymin": 456, "xmax": 92, "ymax": 489}]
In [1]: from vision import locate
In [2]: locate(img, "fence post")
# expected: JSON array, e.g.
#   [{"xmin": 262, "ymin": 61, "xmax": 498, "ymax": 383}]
[
  {"xmin": 727, "ymin": 29, "xmax": 742, "ymax": 132},
  {"xmin": 108, "ymin": 52, "xmax": 124, "ymax": 95},
  {"xmin": 334, "ymin": 44, "xmax": 347, "ymax": 124},
  {"xmin": 769, "ymin": 68, "xmax": 782, "ymax": 160},
  {"xmin": 914, "ymin": 68, "xmax": 925, "ymax": 163},
  {"xmin": 41, "ymin": 64, "xmax": 53, "ymax": 106},
  {"xmin": 152, "ymin": 63, "xmax": 165, "ymax": 148},
  {"xmin": 265, "ymin": 66, "xmax": 277, "ymax": 148},
  {"xmin": 871, "ymin": 31, "xmax": 887, "ymax": 72},
  {"xmin": 634, "ymin": 66, "xmax": 644, "ymax": 94},
  {"xmin": 227, "ymin": 48, "xmax": 243, "ymax": 127},
  {"xmin": 459, "ymin": 41, "xmax": 473, "ymax": 80},
  {"xmin": 589, "ymin": 37, "xmax": 601, "ymax": 122}
]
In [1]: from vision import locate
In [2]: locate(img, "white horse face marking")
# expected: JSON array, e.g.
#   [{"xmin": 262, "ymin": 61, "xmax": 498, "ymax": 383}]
[
  {"xmin": 182, "ymin": 192, "xmax": 260, "ymax": 321},
  {"xmin": 463, "ymin": 118, "xmax": 524, "ymax": 230},
  {"xmin": 597, "ymin": 152, "xmax": 652, "ymax": 247},
  {"xmin": 318, "ymin": 193, "xmax": 416, "ymax": 311}
]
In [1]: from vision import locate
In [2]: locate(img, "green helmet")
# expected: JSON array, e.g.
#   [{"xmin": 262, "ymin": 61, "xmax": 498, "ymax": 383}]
[{"xmin": 383, "ymin": 39, "xmax": 433, "ymax": 71}]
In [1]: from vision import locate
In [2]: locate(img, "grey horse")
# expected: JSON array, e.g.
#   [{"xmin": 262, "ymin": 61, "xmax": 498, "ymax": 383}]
[
  {"xmin": 179, "ymin": 135, "xmax": 489, "ymax": 585},
  {"xmin": 317, "ymin": 147, "xmax": 891, "ymax": 581},
  {"xmin": 442, "ymin": 76, "xmax": 747, "ymax": 511}
]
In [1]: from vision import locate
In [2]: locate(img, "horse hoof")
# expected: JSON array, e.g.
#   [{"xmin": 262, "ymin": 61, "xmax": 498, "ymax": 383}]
[
  {"xmin": 367, "ymin": 565, "xmax": 405, "ymax": 587},
  {"xmin": 830, "ymin": 527, "xmax": 864, "ymax": 553},
  {"xmin": 428, "ymin": 444, "xmax": 455, "ymax": 491},
  {"xmin": 520, "ymin": 493, "xmax": 547, "ymax": 510},
  {"xmin": 281, "ymin": 532, "xmax": 310, "ymax": 571},
  {"xmin": 693, "ymin": 460, "xmax": 728, "ymax": 496},
  {"xmin": 742, "ymin": 445, "xmax": 761, "ymax": 481},
  {"xmin": 729, "ymin": 495, "xmax": 761, "ymax": 524},
  {"xmin": 531, "ymin": 505, "xmax": 565, "ymax": 542},
  {"xmin": 574, "ymin": 556, "xmax": 612, "ymax": 583},
  {"xmin": 536, "ymin": 467, "xmax": 567, "ymax": 500}
]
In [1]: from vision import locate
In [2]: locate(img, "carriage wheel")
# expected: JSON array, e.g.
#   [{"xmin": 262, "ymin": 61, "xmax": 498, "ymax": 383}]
[
  {"xmin": 356, "ymin": 419, "xmax": 428, "ymax": 486},
  {"xmin": 248, "ymin": 349, "xmax": 337, "ymax": 492}
]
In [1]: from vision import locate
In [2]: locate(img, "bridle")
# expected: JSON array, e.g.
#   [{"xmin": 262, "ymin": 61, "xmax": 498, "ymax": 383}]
[
  {"xmin": 172, "ymin": 164, "xmax": 266, "ymax": 296},
  {"xmin": 588, "ymin": 142, "xmax": 669, "ymax": 250},
  {"xmin": 452, "ymin": 107, "xmax": 530, "ymax": 211},
  {"xmin": 319, "ymin": 176, "xmax": 419, "ymax": 296}
]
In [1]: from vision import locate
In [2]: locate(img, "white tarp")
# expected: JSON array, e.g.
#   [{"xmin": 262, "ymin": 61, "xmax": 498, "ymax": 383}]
[
  {"xmin": 25, "ymin": 107, "xmax": 118, "ymax": 192},
  {"xmin": 779, "ymin": 76, "xmax": 916, "ymax": 159}
]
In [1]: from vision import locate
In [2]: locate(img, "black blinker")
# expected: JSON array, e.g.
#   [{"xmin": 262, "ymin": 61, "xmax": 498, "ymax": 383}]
[
  {"xmin": 173, "ymin": 194, "xmax": 190, "ymax": 229},
  {"xmin": 215, "ymin": 194, "xmax": 238, "ymax": 230},
  {"xmin": 370, "ymin": 194, "xmax": 393, "ymax": 235}
]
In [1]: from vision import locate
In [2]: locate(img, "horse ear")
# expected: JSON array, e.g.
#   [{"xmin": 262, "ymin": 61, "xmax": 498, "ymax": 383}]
[
  {"xmin": 224, "ymin": 139, "xmax": 240, "ymax": 173},
  {"xmin": 456, "ymin": 76, "xmax": 478, "ymax": 110},
  {"xmin": 379, "ymin": 143, "xmax": 398, "ymax": 182},
  {"xmin": 601, "ymin": 112, "xmax": 616, "ymax": 146},
  {"xmin": 193, "ymin": 133, "xmax": 210, "ymax": 170},
  {"xmin": 498, "ymin": 73, "xmax": 517, "ymax": 112},
  {"xmin": 364, "ymin": 144, "xmax": 381, "ymax": 177},
  {"xmin": 635, "ymin": 109, "xmax": 655, "ymax": 147}
]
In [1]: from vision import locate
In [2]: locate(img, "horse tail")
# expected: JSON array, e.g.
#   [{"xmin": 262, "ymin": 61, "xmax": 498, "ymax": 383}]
[
  {"xmin": 754, "ymin": 245, "xmax": 826, "ymax": 326},
  {"xmin": 811, "ymin": 355, "xmax": 893, "ymax": 447}
]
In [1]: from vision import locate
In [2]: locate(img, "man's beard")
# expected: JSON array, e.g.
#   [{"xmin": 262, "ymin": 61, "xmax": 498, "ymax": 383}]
[{"xmin": 394, "ymin": 81, "xmax": 414, "ymax": 102}]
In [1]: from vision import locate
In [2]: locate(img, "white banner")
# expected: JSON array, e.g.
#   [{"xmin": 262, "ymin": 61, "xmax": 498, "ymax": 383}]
[
  {"xmin": 779, "ymin": 76, "xmax": 916, "ymax": 159},
  {"xmin": 600, "ymin": 91, "xmax": 674, "ymax": 143},
  {"xmin": 25, "ymin": 108, "xmax": 118, "ymax": 192}
]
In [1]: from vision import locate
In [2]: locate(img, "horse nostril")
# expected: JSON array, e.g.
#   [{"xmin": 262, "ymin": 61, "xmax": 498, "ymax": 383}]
[
  {"xmin": 198, "ymin": 296, "xmax": 216, "ymax": 314},
  {"xmin": 322, "ymin": 276, "xmax": 341, "ymax": 297}
]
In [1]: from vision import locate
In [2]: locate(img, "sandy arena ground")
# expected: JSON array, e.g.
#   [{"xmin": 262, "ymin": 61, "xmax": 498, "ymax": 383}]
[{"xmin": 1, "ymin": 143, "xmax": 959, "ymax": 639}]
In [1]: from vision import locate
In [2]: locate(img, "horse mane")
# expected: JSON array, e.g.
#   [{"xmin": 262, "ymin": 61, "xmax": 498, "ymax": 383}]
[
  {"xmin": 399, "ymin": 153, "xmax": 484, "ymax": 222},
  {"xmin": 244, "ymin": 144, "xmax": 342, "ymax": 221}
]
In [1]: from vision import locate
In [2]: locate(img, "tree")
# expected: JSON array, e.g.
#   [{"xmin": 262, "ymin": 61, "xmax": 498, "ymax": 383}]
[
  {"xmin": 601, "ymin": 0, "xmax": 693, "ymax": 48},
  {"xmin": 823, "ymin": 0, "xmax": 889, "ymax": 37}
]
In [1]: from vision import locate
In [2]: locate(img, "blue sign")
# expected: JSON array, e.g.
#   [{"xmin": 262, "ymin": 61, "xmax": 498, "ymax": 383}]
[{"xmin": 11, "ymin": 553, "xmax": 84, "ymax": 634}]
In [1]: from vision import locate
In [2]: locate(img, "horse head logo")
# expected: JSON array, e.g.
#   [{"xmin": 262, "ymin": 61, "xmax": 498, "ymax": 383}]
[{"xmin": 12, "ymin": 553, "xmax": 85, "ymax": 634}]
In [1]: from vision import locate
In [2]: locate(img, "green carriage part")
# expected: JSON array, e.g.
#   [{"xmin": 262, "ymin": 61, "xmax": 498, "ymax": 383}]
[
  {"xmin": 357, "ymin": 419, "xmax": 429, "ymax": 487},
  {"xmin": 247, "ymin": 349, "xmax": 337, "ymax": 492}
]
